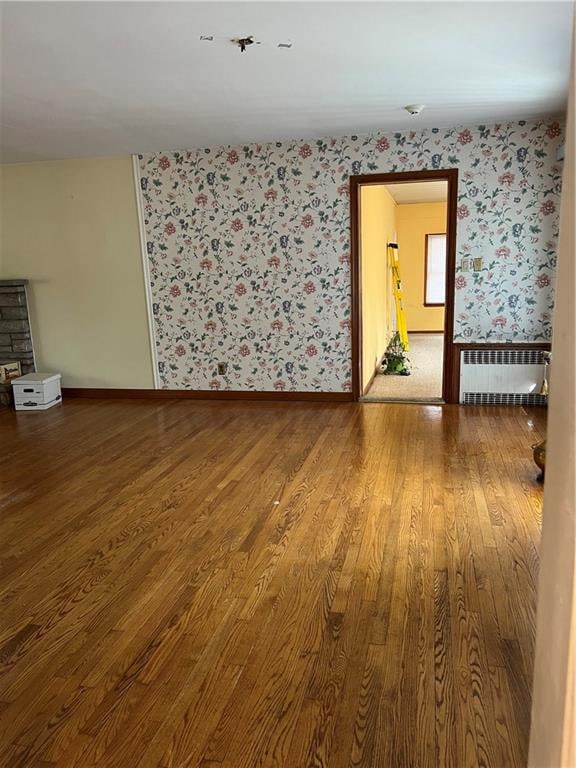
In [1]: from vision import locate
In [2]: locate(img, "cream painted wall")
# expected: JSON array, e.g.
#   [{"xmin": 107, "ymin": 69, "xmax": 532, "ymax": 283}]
[
  {"xmin": 0, "ymin": 156, "xmax": 155, "ymax": 388},
  {"xmin": 0, "ymin": 166, "xmax": 5, "ymax": 276},
  {"xmin": 529, "ymin": 19, "xmax": 575, "ymax": 767},
  {"xmin": 396, "ymin": 202, "xmax": 447, "ymax": 332},
  {"xmin": 360, "ymin": 185, "xmax": 396, "ymax": 392}
]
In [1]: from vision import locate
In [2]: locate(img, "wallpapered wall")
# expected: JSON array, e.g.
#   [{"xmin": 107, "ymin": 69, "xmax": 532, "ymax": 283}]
[{"xmin": 137, "ymin": 118, "xmax": 563, "ymax": 392}]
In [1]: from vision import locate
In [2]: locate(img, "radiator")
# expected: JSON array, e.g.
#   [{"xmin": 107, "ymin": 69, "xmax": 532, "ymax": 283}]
[{"xmin": 459, "ymin": 348, "xmax": 548, "ymax": 405}]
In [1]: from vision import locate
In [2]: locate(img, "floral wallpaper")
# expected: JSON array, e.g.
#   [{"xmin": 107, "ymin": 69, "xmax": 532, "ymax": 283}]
[{"xmin": 137, "ymin": 118, "xmax": 563, "ymax": 391}]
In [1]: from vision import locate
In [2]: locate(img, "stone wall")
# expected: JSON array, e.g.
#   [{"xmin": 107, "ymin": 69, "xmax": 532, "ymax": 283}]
[{"xmin": 0, "ymin": 280, "xmax": 35, "ymax": 407}]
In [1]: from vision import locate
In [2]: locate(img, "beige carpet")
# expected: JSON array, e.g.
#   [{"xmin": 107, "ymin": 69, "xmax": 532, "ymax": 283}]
[{"xmin": 363, "ymin": 333, "xmax": 444, "ymax": 402}]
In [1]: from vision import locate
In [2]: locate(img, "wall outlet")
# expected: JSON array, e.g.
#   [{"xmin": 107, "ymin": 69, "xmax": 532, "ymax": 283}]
[
  {"xmin": 461, "ymin": 257, "xmax": 470, "ymax": 272},
  {"xmin": 473, "ymin": 257, "xmax": 483, "ymax": 271},
  {"xmin": 217, "ymin": 362, "xmax": 228, "ymax": 375}
]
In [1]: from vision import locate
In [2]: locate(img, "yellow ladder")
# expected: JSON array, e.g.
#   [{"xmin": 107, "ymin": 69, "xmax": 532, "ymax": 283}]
[{"xmin": 388, "ymin": 242, "xmax": 409, "ymax": 351}]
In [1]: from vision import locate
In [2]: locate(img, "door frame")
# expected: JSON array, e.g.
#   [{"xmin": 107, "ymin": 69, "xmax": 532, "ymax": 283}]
[{"xmin": 349, "ymin": 168, "xmax": 459, "ymax": 403}]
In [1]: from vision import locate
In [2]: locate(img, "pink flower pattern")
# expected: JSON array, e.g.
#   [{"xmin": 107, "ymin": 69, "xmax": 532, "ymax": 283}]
[
  {"xmin": 546, "ymin": 122, "xmax": 562, "ymax": 139},
  {"xmin": 303, "ymin": 281, "xmax": 316, "ymax": 295},
  {"xmin": 138, "ymin": 118, "xmax": 562, "ymax": 390},
  {"xmin": 375, "ymin": 137, "xmax": 390, "ymax": 152},
  {"xmin": 498, "ymin": 172, "xmax": 515, "ymax": 186}
]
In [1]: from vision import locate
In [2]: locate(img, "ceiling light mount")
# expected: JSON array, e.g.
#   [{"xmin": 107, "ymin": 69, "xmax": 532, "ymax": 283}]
[
  {"xmin": 234, "ymin": 35, "xmax": 258, "ymax": 53},
  {"xmin": 201, "ymin": 35, "xmax": 292, "ymax": 53},
  {"xmin": 404, "ymin": 104, "xmax": 425, "ymax": 116}
]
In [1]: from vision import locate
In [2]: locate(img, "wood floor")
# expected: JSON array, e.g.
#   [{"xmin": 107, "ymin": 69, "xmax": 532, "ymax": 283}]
[{"xmin": 0, "ymin": 399, "xmax": 546, "ymax": 768}]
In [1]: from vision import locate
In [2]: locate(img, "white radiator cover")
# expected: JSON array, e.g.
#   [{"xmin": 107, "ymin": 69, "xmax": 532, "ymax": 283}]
[{"xmin": 459, "ymin": 348, "xmax": 548, "ymax": 405}]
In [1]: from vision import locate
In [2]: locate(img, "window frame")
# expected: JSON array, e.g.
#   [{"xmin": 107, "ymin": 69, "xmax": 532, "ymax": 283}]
[{"xmin": 424, "ymin": 232, "xmax": 447, "ymax": 307}]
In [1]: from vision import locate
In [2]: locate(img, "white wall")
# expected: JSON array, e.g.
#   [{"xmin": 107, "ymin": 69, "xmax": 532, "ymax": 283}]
[{"xmin": 529, "ymin": 15, "xmax": 575, "ymax": 767}]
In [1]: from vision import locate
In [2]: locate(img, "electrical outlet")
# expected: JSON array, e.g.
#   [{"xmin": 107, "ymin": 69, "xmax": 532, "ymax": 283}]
[
  {"xmin": 217, "ymin": 362, "xmax": 228, "ymax": 375},
  {"xmin": 461, "ymin": 258, "xmax": 470, "ymax": 272},
  {"xmin": 473, "ymin": 257, "xmax": 483, "ymax": 271}
]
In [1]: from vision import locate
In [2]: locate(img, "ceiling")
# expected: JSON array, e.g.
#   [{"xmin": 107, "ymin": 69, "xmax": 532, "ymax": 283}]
[
  {"xmin": 1, "ymin": 1, "xmax": 572, "ymax": 163},
  {"xmin": 386, "ymin": 181, "xmax": 448, "ymax": 204}
]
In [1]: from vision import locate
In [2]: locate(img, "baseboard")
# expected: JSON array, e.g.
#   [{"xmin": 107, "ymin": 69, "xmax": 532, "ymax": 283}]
[{"xmin": 62, "ymin": 388, "xmax": 354, "ymax": 403}]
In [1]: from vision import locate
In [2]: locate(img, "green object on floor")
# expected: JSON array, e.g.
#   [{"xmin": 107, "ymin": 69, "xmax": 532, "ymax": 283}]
[{"xmin": 383, "ymin": 332, "xmax": 411, "ymax": 376}]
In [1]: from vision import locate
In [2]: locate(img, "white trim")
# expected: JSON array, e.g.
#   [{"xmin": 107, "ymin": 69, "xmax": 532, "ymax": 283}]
[
  {"xmin": 131, "ymin": 154, "xmax": 160, "ymax": 389},
  {"xmin": 22, "ymin": 283, "xmax": 38, "ymax": 372}
]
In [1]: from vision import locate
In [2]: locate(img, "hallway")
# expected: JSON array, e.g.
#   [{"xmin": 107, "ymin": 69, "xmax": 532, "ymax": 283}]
[{"xmin": 364, "ymin": 333, "xmax": 444, "ymax": 402}]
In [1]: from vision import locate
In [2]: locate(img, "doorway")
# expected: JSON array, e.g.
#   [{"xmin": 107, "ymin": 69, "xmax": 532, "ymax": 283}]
[{"xmin": 350, "ymin": 169, "xmax": 458, "ymax": 403}]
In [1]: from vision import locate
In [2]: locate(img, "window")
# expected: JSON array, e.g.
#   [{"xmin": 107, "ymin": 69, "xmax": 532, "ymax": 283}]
[{"xmin": 425, "ymin": 233, "xmax": 446, "ymax": 306}]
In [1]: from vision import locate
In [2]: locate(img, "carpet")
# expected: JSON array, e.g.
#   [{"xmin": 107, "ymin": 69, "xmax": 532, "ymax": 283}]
[{"xmin": 364, "ymin": 333, "xmax": 444, "ymax": 401}]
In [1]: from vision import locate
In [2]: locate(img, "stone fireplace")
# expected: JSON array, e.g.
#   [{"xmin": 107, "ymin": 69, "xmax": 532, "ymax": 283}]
[{"xmin": 0, "ymin": 280, "xmax": 36, "ymax": 407}]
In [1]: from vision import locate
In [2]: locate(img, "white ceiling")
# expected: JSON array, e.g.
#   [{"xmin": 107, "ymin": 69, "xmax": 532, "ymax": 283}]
[
  {"xmin": 1, "ymin": 1, "xmax": 572, "ymax": 163},
  {"xmin": 386, "ymin": 181, "xmax": 448, "ymax": 204}
]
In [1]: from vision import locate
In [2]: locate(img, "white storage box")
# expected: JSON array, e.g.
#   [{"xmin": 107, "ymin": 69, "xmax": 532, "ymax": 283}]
[{"xmin": 12, "ymin": 372, "xmax": 62, "ymax": 411}]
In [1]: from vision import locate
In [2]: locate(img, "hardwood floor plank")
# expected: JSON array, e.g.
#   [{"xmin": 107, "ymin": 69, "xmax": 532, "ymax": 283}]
[
  {"xmin": 0, "ymin": 400, "xmax": 544, "ymax": 767},
  {"xmin": 433, "ymin": 570, "xmax": 457, "ymax": 768}
]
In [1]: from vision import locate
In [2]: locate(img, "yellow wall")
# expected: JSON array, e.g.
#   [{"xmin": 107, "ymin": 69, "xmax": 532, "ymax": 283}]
[
  {"xmin": 0, "ymin": 156, "xmax": 155, "ymax": 388},
  {"xmin": 396, "ymin": 201, "xmax": 447, "ymax": 332},
  {"xmin": 360, "ymin": 185, "xmax": 396, "ymax": 391}
]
